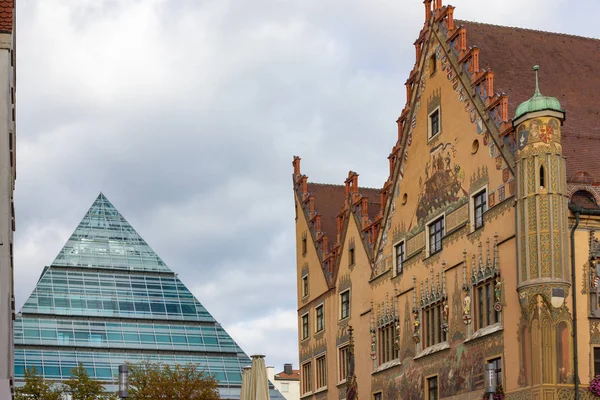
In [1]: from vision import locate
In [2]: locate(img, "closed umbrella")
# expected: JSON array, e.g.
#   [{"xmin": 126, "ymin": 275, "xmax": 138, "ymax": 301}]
[
  {"xmin": 240, "ymin": 366, "xmax": 252, "ymax": 400},
  {"xmin": 249, "ymin": 355, "xmax": 270, "ymax": 400}
]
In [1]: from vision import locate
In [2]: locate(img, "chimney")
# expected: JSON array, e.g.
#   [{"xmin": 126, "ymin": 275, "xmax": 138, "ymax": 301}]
[{"xmin": 284, "ymin": 364, "xmax": 293, "ymax": 375}]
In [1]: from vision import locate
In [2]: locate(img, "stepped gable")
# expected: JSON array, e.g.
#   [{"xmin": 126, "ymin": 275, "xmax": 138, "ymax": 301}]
[
  {"xmin": 456, "ymin": 20, "xmax": 600, "ymax": 183},
  {"xmin": 293, "ymin": 157, "xmax": 382, "ymax": 282},
  {"xmin": 307, "ymin": 183, "xmax": 380, "ymax": 241}
]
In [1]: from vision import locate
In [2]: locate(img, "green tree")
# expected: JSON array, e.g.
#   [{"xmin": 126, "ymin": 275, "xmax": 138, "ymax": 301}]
[
  {"xmin": 63, "ymin": 363, "xmax": 117, "ymax": 400},
  {"xmin": 14, "ymin": 366, "xmax": 63, "ymax": 400},
  {"xmin": 129, "ymin": 361, "xmax": 220, "ymax": 400}
]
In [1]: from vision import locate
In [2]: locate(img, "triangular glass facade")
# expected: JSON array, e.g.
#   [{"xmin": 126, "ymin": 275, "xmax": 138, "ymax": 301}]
[{"xmin": 15, "ymin": 193, "xmax": 284, "ymax": 399}]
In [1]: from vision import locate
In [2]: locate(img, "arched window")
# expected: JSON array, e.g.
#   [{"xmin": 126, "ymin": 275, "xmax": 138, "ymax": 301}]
[
  {"xmin": 556, "ymin": 321, "xmax": 571, "ymax": 383},
  {"xmin": 520, "ymin": 325, "xmax": 531, "ymax": 386},
  {"xmin": 540, "ymin": 165, "xmax": 546, "ymax": 189}
]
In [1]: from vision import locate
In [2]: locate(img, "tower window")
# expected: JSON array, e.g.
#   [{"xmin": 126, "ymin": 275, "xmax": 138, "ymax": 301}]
[{"xmin": 539, "ymin": 165, "xmax": 545, "ymax": 189}]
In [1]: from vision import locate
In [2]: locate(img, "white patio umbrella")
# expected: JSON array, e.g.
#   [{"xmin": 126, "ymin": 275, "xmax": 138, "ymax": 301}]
[
  {"xmin": 240, "ymin": 366, "xmax": 252, "ymax": 400},
  {"xmin": 249, "ymin": 354, "xmax": 270, "ymax": 400}
]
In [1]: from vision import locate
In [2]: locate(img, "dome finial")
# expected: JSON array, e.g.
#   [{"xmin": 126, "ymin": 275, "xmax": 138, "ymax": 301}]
[{"xmin": 533, "ymin": 65, "xmax": 541, "ymax": 96}]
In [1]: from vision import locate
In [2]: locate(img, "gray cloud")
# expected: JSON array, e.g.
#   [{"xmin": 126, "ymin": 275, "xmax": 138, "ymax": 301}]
[{"xmin": 14, "ymin": 0, "xmax": 596, "ymax": 370}]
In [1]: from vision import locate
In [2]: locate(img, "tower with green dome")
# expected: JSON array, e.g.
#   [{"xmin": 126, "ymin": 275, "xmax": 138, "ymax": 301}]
[
  {"xmin": 514, "ymin": 65, "xmax": 573, "ymax": 387},
  {"xmin": 514, "ymin": 65, "xmax": 568, "ymax": 288}
]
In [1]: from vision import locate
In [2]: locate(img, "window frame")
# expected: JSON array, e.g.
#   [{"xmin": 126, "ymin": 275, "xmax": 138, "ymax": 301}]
[
  {"xmin": 315, "ymin": 303, "xmax": 324, "ymax": 333},
  {"xmin": 426, "ymin": 375, "xmax": 439, "ymax": 400},
  {"xmin": 471, "ymin": 187, "xmax": 488, "ymax": 231},
  {"xmin": 394, "ymin": 240, "xmax": 405, "ymax": 277},
  {"xmin": 422, "ymin": 301, "xmax": 447, "ymax": 348},
  {"xmin": 301, "ymin": 312, "xmax": 310, "ymax": 341},
  {"xmin": 338, "ymin": 344, "xmax": 350, "ymax": 384},
  {"xmin": 373, "ymin": 392, "xmax": 383, "ymax": 400},
  {"xmin": 315, "ymin": 354, "xmax": 327, "ymax": 390},
  {"xmin": 429, "ymin": 54, "xmax": 437, "ymax": 76},
  {"xmin": 426, "ymin": 215, "xmax": 445, "ymax": 256},
  {"xmin": 378, "ymin": 321, "xmax": 398, "ymax": 364},
  {"xmin": 302, "ymin": 235, "xmax": 307, "ymax": 256},
  {"xmin": 301, "ymin": 360, "xmax": 313, "ymax": 395},
  {"xmin": 428, "ymin": 107, "xmax": 441, "ymax": 139},
  {"xmin": 486, "ymin": 356, "xmax": 503, "ymax": 389},
  {"xmin": 340, "ymin": 289, "xmax": 350, "ymax": 320},
  {"xmin": 475, "ymin": 278, "xmax": 500, "ymax": 330},
  {"xmin": 301, "ymin": 274, "xmax": 309, "ymax": 298},
  {"xmin": 349, "ymin": 247, "xmax": 355, "ymax": 267},
  {"xmin": 594, "ymin": 346, "xmax": 600, "ymax": 377}
]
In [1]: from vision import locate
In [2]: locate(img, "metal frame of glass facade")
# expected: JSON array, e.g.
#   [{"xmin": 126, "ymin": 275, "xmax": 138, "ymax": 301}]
[{"xmin": 15, "ymin": 193, "xmax": 284, "ymax": 399}]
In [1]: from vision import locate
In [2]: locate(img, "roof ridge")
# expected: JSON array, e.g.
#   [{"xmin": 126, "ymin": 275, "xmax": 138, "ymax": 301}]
[
  {"xmin": 455, "ymin": 19, "xmax": 600, "ymax": 43},
  {"xmin": 308, "ymin": 182, "xmax": 382, "ymax": 191}
]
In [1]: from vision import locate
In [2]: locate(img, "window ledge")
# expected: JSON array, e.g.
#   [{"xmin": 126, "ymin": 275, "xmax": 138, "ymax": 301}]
[
  {"xmin": 371, "ymin": 359, "xmax": 402, "ymax": 375},
  {"xmin": 300, "ymin": 392, "xmax": 313, "ymax": 399},
  {"xmin": 414, "ymin": 341, "xmax": 450, "ymax": 360},
  {"xmin": 336, "ymin": 379, "xmax": 347, "ymax": 388},
  {"xmin": 314, "ymin": 387, "xmax": 328, "ymax": 394},
  {"xmin": 465, "ymin": 323, "xmax": 503, "ymax": 343}
]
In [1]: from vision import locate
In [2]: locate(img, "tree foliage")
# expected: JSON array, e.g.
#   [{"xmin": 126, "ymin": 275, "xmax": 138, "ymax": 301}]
[
  {"xmin": 128, "ymin": 361, "xmax": 221, "ymax": 400},
  {"xmin": 63, "ymin": 363, "xmax": 117, "ymax": 400},
  {"xmin": 15, "ymin": 366, "xmax": 63, "ymax": 400}
]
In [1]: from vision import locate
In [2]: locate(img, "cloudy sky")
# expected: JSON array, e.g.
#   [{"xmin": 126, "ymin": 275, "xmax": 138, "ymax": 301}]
[{"xmin": 14, "ymin": 0, "xmax": 598, "ymax": 370}]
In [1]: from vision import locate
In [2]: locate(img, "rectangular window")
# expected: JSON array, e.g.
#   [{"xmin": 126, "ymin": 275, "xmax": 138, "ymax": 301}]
[
  {"xmin": 302, "ymin": 362, "xmax": 312, "ymax": 395},
  {"xmin": 488, "ymin": 357, "xmax": 503, "ymax": 388},
  {"xmin": 429, "ymin": 109, "xmax": 440, "ymax": 138},
  {"xmin": 339, "ymin": 345, "xmax": 349, "ymax": 382},
  {"xmin": 316, "ymin": 355, "xmax": 327, "ymax": 389},
  {"xmin": 301, "ymin": 313, "xmax": 309, "ymax": 340},
  {"xmin": 476, "ymin": 279, "xmax": 499, "ymax": 329},
  {"xmin": 378, "ymin": 323, "xmax": 397, "ymax": 364},
  {"xmin": 316, "ymin": 305, "xmax": 324, "ymax": 333},
  {"xmin": 302, "ymin": 236, "xmax": 307, "ymax": 256},
  {"xmin": 428, "ymin": 217, "xmax": 444, "ymax": 255},
  {"xmin": 302, "ymin": 274, "xmax": 308, "ymax": 298},
  {"xmin": 395, "ymin": 242, "xmax": 405, "ymax": 276},
  {"xmin": 349, "ymin": 248, "xmax": 355, "ymax": 266},
  {"xmin": 474, "ymin": 190, "xmax": 487, "ymax": 229},
  {"xmin": 595, "ymin": 348, "xmax": 600, "ymax": 377},
  {"xmin": 423, "ymin": 303, "xmax": 446, "ymax": 348},
  {"xmin": 427, "ymin": 376, "xmax": 439, "ymax": 400},
  {"xmin": 281, "ymin": 382, "xmax": 289, "ymax": 392},
  {"xmin": 340, "ymin": 290, "xmax": 350, "ymax": 320},
  {"xmin": 429, "ymin": 54, "xmax": 437, "ymax": 75}
]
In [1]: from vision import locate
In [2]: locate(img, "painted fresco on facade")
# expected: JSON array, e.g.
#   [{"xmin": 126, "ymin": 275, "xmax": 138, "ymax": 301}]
[{"xmin": 414, "ymin": 142, "xmax": 466, "ymax": 224}]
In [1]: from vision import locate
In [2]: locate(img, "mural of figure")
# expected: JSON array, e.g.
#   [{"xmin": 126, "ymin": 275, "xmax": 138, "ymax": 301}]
[{"xmin": 463, "ymin": 294, "xmax": 471, "ymax": 315}]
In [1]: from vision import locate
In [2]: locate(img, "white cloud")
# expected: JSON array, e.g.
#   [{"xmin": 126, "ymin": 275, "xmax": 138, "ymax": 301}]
[{"xmin": 13, "ymin": 0, "xmax": 595, "ymax": 376}]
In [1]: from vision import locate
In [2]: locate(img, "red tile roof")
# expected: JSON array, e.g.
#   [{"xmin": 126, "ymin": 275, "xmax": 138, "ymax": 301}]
[
  {"xmin": 0, "ymin": 1, "xmax": 13, "ymax": 33},
  {"xmin": 274, "ymin": 369, "xmax": 300, "ymax": 381},
  {"xmin": 456, "ymin": 20, "xmax": 600, "ymax": 184},
  {"xmin": 307, "ymin": 183, "xmax": 380, "ymax": 241}
]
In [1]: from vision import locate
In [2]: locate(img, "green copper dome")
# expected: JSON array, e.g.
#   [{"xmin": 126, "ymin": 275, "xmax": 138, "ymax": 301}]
[{"xmin": 514, "ymin": 65, "xmax": 563, "ymax": 121}]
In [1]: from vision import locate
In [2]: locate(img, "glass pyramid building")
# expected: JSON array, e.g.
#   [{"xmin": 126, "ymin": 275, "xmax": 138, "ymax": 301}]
[{"xmin": 14, "ymin": 193, "xmax": 284, "ymax": 399}]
